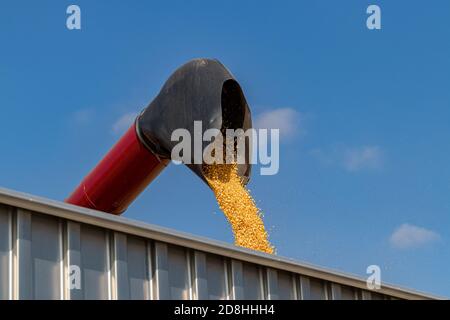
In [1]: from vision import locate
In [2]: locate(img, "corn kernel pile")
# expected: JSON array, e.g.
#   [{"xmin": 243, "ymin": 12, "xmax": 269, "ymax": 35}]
[{"xmin": 204, "ymin": 163, "xmax": 274, "ymax": 254}]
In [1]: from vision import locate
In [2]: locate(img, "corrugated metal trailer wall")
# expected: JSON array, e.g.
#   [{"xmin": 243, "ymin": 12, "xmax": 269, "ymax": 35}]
[{"xmin": 0, "ymin": 188, "xmax": 438, "ymax": 300}]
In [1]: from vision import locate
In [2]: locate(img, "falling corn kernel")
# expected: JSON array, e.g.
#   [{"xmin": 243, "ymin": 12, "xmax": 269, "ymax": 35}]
[{"xmin": 204, "ymin": 163, "xmax": 274, "ymax": 254}]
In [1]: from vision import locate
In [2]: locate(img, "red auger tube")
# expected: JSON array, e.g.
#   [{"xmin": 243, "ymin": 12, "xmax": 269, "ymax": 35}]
[{"xmin": 66, "ymin": 123, "xmax": 168, "ymax": 214}]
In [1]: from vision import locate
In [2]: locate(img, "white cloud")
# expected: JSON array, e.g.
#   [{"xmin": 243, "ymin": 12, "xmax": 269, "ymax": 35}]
[
  {"xmin": 390, "ymin": 223, "xmax": 440, "ymax": 249},
  {"xmin": 254, "ymin": 108, "xmax": 302, "ymax": 139},
  {"xmin": 112, "ymin": 112, "xmax": 138, "ymax": 135},
  {"xmin": 343, "ymin": 146, "xmax": 383, "ymax": 172},
  {"xmin": 310, "ymin": 145, "xmax": 384, "ymax": 172},
  {"xmin": 71, "ymin": 109, "xmax": 94, "ymax": 125}
]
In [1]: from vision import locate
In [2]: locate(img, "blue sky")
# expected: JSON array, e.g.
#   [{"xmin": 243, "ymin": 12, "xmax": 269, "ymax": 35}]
[{"xmin": 1, "ymin": 0, "xmax": 449, "ymax": 297}]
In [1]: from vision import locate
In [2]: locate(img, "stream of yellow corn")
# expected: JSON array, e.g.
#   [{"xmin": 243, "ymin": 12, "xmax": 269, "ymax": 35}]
[{"xmin": 204, "ymin": 163, "xmax": 274, "ymax": 254}]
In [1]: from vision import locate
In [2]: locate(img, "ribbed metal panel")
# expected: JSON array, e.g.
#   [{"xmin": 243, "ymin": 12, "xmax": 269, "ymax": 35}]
[
  {"xmin": 0, "ymin": 188, "xmax": 440, "ymax": 300},
  {"xmin": 0, "ymin": 204, "xmax": 12, "ymax": 300}
]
